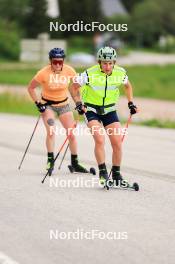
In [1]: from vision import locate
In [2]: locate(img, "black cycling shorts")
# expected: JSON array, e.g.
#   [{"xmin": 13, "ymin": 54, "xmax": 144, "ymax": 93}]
[{"xmin": 85, "ymin": 111, "xmax": 120, "ymax": 127}]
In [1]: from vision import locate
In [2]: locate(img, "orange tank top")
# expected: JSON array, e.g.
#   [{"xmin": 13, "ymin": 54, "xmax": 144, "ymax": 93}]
[{"xmin": 34, "ymin": 64, "xmax": 76, "ymax": 105}]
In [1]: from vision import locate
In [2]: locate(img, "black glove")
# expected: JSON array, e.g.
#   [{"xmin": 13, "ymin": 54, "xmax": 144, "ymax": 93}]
[
  {"xmin": 128, "ymin": 101, "xmax": 137, "ymax": 115},
  {"xmin": 75, "ymin": 102, "xmax": 86, "ymax": 115},
  {"xmin": 35, "ymin": 101, "xmax": 47, "ymax": 113}
]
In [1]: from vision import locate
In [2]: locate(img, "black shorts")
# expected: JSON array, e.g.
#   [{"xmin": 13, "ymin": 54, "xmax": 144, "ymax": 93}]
[{"xmin": 85, "ymin": 111, "xmax": 120, "ymax": 127}]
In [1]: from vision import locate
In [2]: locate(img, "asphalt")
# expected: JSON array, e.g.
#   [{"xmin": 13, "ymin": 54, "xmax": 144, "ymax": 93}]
[{"xmin": 0, "ymin": 113, "xmax": 175, "ymax": 264}]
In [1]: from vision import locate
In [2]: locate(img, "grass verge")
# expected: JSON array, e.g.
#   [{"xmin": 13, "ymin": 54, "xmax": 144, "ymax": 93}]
[
  {"xmin": 1, "ymin": 93, "xmax": 175, "ymax": 129},
  {"xmin": 0, "ymin": 63, "xmax": 175, "ymax": 101}
]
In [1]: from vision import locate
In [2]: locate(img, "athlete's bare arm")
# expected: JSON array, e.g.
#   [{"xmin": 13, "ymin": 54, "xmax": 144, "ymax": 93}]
[
  {"xmin": 69, "ymin": 82, "xmax": 82, "ymax": 104},
  {"xmin": 123, "ymin": 80, "xmax": 134, "ymax": 102},
  {"xmin": 28, "ymin": 79, "xmax": 40, "ymax": 102}
]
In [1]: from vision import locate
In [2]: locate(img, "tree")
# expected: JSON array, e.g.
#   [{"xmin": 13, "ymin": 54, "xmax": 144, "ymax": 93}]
[
  {"xmin": 126, "ymin": 0, "xmax": 175, "ymax": 47},
  {"xmin": 59, "ymin": 0, "xmax": 104, "ymax": 36},
  {"xmin": 23, "ymin": 0, "xmax": 48, "ymax": 38},
  {"xmin": 0, "ymin": 19, "xmax": 20, "ymax": 60},
  {"xmin": 129, "ymin": 0, "xmax": 164, "ymax": 47},
  {"xmin": 0, "ymin": 0, "xmax": 29, "ymax": 22},
  {"xmin": 121, "ymin": 0, "xmax": 144, "ymax": 12},
  {"xmin": 158, "ymin": 0, "xmax": 175, "ymax": 36},
  {"xmin": 0, "ymin": 0, "xmax": 26, "ymax": 59}
]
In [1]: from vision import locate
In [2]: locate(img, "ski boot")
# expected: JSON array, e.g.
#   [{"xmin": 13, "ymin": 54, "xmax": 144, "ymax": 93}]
[
  {"xmin": 68, "ymin": 160, "xmax": 96, "ymax": 174},
  {"xmin": 69, "ymin": 163, "xmax": 89, "ymax": 173},
  {"xmin": 68, "ymin": 164, "xmax": 96, "ymax": 175},
  {"xmin": 112, "ymin": 170, "xmax": 139, "ymax": 191},
  {"xmin": 46, "ymin": 157, "xmax": 54, "ymax": 176},
  {"xmin": 112, "ymin": 170, "xmax": 129, "ymax": 188},
  {"xmin": 99, "ymin": 169, "xmax": 109, "ymax": 187},
  {"xmin": 68, "ymin": 154, "xmax": 96, "ymax": 175}
]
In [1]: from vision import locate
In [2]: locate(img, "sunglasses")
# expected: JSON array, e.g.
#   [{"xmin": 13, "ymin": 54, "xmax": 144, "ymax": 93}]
[{"xmin": 52, "ymin": 60, "xmax": 63, "ymax": 65}]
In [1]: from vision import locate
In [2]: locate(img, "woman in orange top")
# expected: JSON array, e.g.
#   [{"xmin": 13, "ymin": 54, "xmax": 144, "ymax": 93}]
[{"xmin": 28, "ymin": 48, "xmax": 87, "ymax": 173}]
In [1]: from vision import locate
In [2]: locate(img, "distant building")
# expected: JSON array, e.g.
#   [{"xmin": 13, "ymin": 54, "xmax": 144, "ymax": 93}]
[
  {"xmin": 100, "ymin": 0, "xmax": 127, "ymax": 16},
  {"xmin": 20, "ymin": 33, "xmax": 66, "ymax": 62},
  {"xmin": 47, "ymin": 0, "xmax": 59, "ymax": 18}
]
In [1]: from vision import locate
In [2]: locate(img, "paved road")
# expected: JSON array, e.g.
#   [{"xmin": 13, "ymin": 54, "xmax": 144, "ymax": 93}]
[
  {"xmin": 68, "ymin": 51, "xmax": 175, "ymax": 67},
  {"xmin": 117, "ymin": 51, "xmax": 175, "ymax": 66},
  {"xmin": 0, "ymin": 114, "xmax": 175, "ymax": 264}
]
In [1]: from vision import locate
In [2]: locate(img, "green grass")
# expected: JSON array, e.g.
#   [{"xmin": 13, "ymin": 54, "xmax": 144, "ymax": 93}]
[
  {"xmin": 0, "ymin": 62, "xmax": 175, "ymax": 101},
  {"xmin": 0, "ymin": 93, "xmax": 38, "ymax": 116},
  {"xmin": 0, "ymin": 63, "xmax": 85, "ymax": 85},
  {"xmin": 120, "ymin": 64, "xmax": 175, "ymax": 101},
  {"xmin": 0, "ymin": 69, "xmax": 37, "ymax": 85},
  {"xmin": 0, "ymin": 68, "xmax": 38, "ymax": 85},
  {"xmin": 138, "ymin": 119, "xmax": 175, "ymax": 129},
  {"xmin": 1, "ymin": 93, "xmax": 175, "ymax": 129}
]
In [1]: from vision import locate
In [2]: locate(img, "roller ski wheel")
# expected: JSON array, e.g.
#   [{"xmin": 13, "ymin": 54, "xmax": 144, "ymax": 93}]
[
  {"xmin": 119, "ymin": 181, "xmax": 139, "ymax": 191},
  {"xmin": 132, "ymin": 182, "xmax": 139, "ymax": 191},
  {"xmin": 68, "ymin": 165, "xmax": 96, "ymax": 175},
  {"xmin": 68, "ymin": 165, "xmax": 75, "ymax": 173},
  {"xmin": 121, "ymin": 181, "xmax": 139, "ymax": 191},
  {"xmin": 105, "ymin": 179, "xmax": 139, "ymax": 191},
  {"xmin": 90, "ymin": 167, "xmax": 96, "ymax": 175},
  {"xmin": 103, "ymin": 180, "xmax": 113, "ymax": 190}
]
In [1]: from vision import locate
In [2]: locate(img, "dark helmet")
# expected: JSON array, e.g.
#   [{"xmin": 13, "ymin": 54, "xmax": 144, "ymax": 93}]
[{"xmin": 49, "ymin": 48, "xmax": 66, "ymax": 59}]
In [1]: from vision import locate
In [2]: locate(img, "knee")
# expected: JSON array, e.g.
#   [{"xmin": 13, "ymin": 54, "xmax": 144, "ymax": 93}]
[
  {"xmin": 111, "ymin": 140, "xmax": 122, "ymax": 151},
  {"xmin": 47, "ymin": 132, "xmax": 55, "ymax": 140},
  {"xmin": 112, "ymin": 141, "xmax": 122, "ymax": 152},
  {"xmin": 68, "ymin": 133, "xmax": 76, "ymax": 142},
  {"xmin": 95, "ymin": 136, "xmax": 105, "ymax": 146}
]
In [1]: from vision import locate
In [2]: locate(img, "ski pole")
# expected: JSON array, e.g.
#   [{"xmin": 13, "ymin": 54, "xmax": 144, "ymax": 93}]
[
  {"xmin": 41, "ymin": 122, "xmax": 77, "ymax": 183},
  {"xmin": 41, "ymin": 135, "xmax": 70, "ymax": 183},
  {"xmin": 121, "ymin": 115, "xmax": 132, "ymax": 142},
  {"xmin": 58, "ymin": 114, "xmax": 80, "ymax": 170},
  {"xmin": 58, "ymin": 143, "xmax": 69, "ymax": 170},
  {"xmin": 18, "ymin": 115, "xmax": 41, "ymax": 170}
]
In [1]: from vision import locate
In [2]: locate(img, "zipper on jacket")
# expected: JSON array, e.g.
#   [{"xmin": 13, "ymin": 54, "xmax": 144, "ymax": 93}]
[{"xmin": 102, "ymin": 75, "xmax": 108, "ymax": 106}]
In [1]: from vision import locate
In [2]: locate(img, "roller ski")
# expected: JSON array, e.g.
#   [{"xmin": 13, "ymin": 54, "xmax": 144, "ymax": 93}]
[
  {"xmin": 46, "ymin": 157, "xmax": 54, "ymax": 176},
  {"xmin": 106, "ymin": 169, "xmax": 139, "ymax": 191},
  {"xmin": 68, "ymin": 164, "xmax": 96, "ymax": 175},
  {"xmin": 107, "ymin": 179, "xmax": 139, "ymax": 191},
  {"xmin": 68, "ymin": 154, "xmax": 96, "ymax": 175}
]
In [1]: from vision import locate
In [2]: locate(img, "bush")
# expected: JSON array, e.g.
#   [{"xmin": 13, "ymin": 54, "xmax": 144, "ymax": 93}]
[
  {"xmin": 130, "ymin": 1, "xmax": 163, "ymax": 47},
  {"xmin": 67, "ymin": 36, "xmax": 94, "ymax": 55},
  {"xmin": 128, "ymin": 0, "xmax": 175, "ymax": 48},
  {"xmin": 156, "ymin": 35, "xmax": 175, "ymax": 53},
  {"xmin": 0, "ymin": 19, "xmax": 20, "ymax": 60}
]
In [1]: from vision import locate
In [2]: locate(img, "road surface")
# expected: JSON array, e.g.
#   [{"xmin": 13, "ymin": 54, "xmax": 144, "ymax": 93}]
[{"xmin": 0, "ymin": 114, "xmax": 175, "ymax": 264}]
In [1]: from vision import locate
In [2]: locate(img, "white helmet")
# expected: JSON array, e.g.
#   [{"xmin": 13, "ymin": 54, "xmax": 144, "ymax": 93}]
[{"xmin": 97, "ymin": 46, "xmax": 117, "ymax": 61}]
